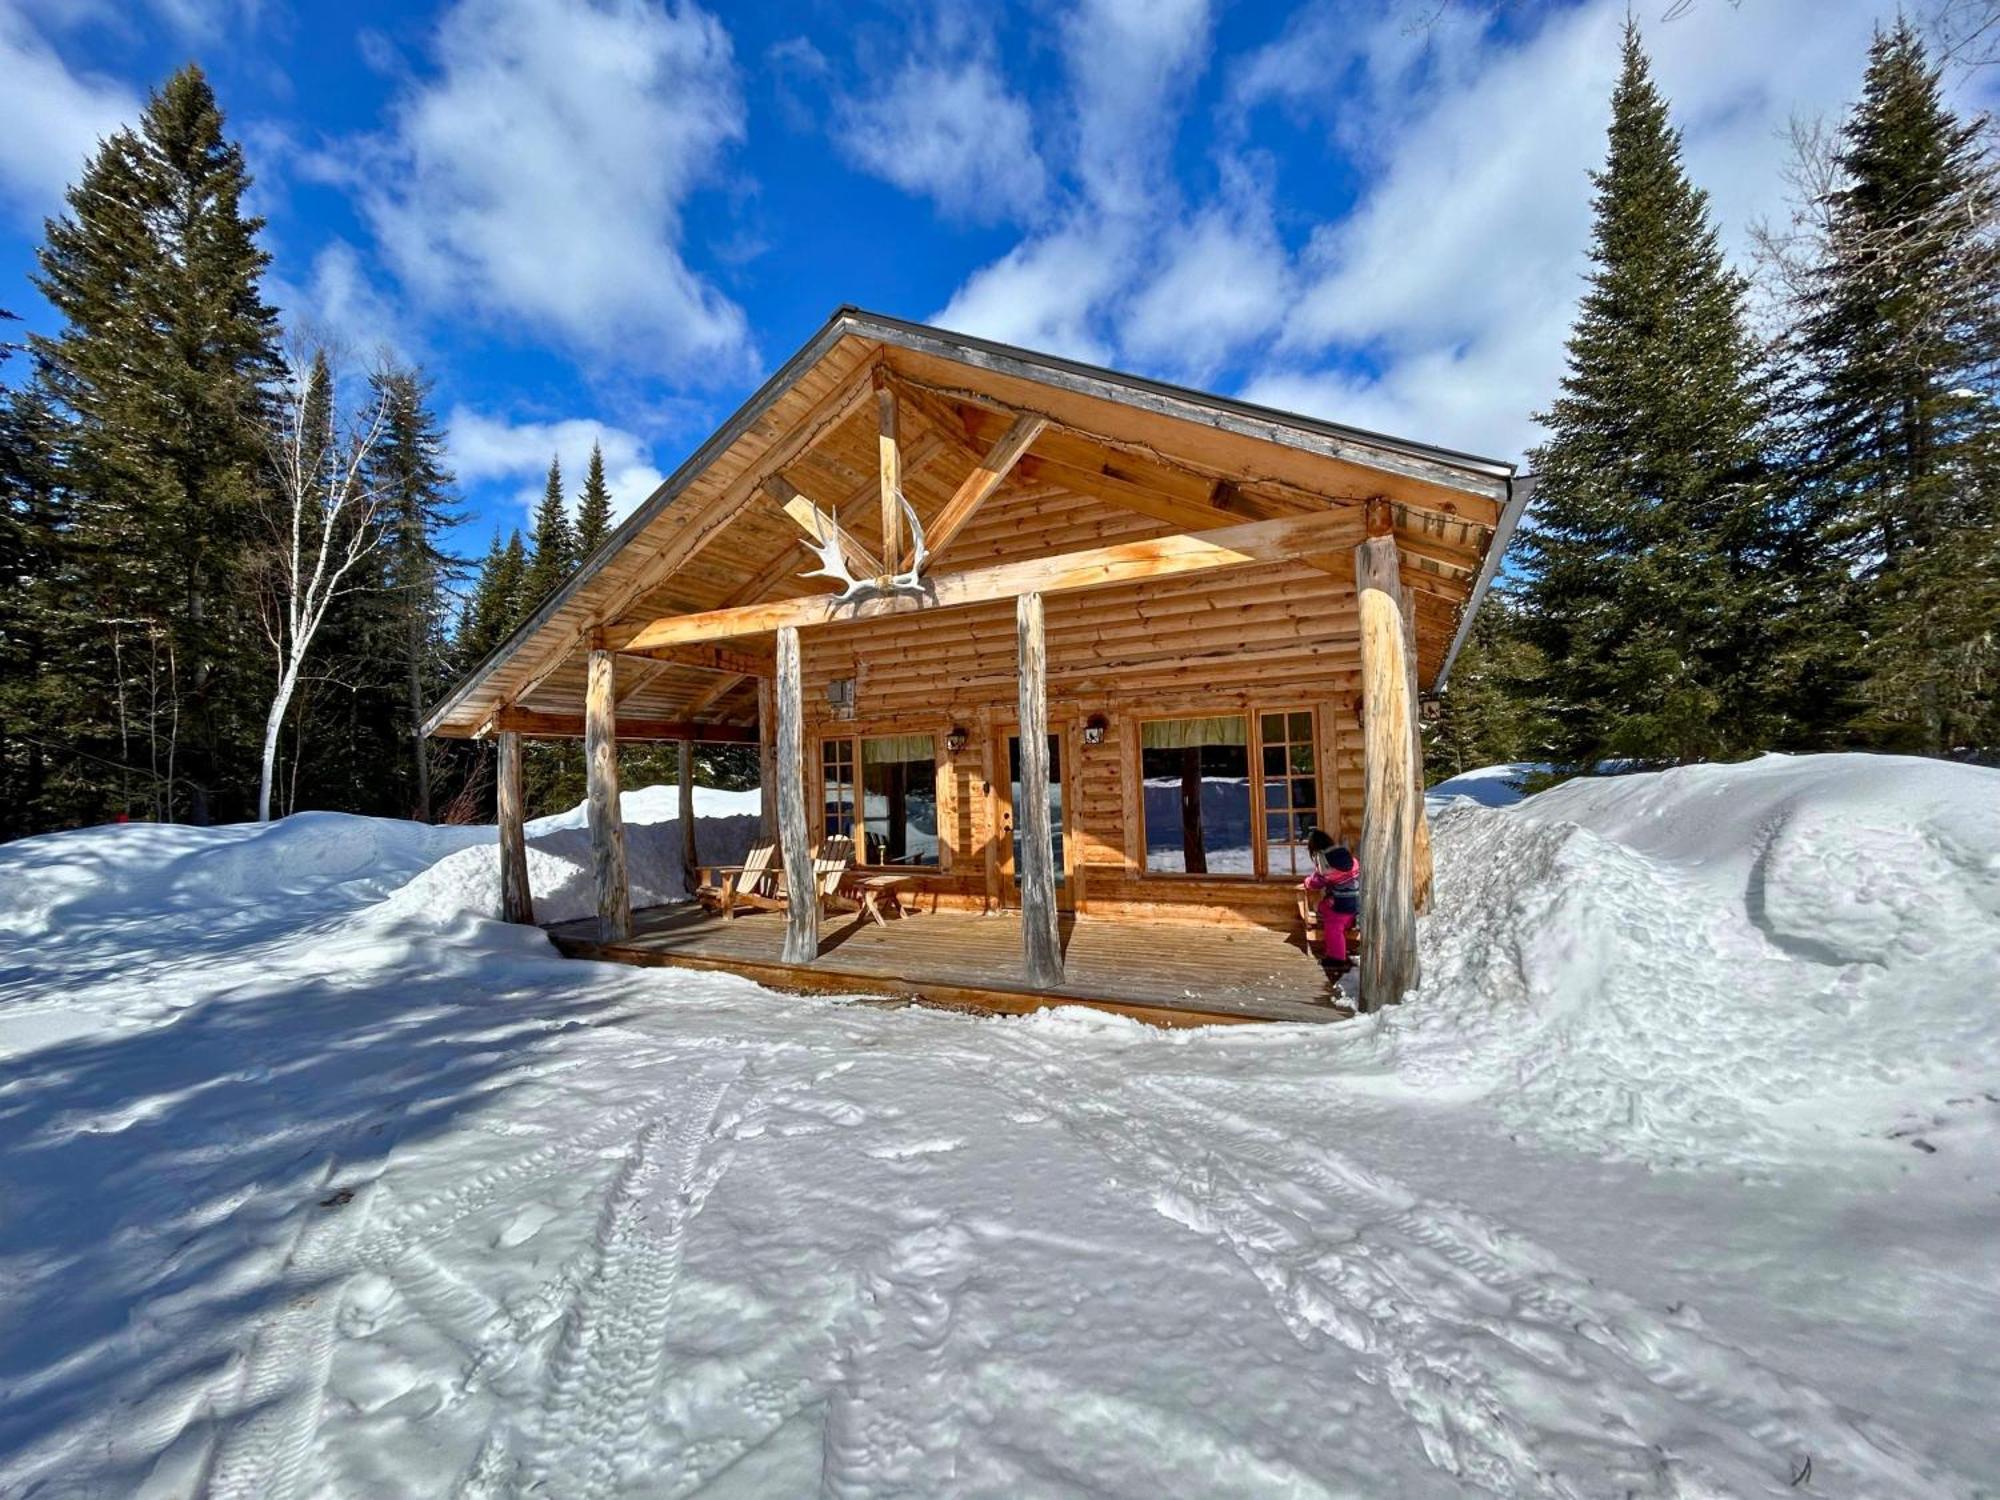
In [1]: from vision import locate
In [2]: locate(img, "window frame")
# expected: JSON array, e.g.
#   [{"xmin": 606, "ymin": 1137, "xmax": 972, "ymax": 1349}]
[
  {"xmin": 1132, "ymin": 705, "xmax": 1324, "ymax": 881},
  {"xmin": 814, "ymin": 725, "xmax": 944, "ymax": 871}
]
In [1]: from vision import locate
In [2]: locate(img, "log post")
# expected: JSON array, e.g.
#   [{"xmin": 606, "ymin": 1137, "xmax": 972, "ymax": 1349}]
[
  {"xmin": 875, "ymin": 368, "xmax": 901, "ymax": 573},
  {"xmin": 1400, "ymin": 584, "xmax": 1435, "ymax": 914},
  {"xmin": 677, "ymin": 738, "xmax": 698, "ymax": 896},
  {"xmin": 1016, "ymin": 592, "xmax": 1064, "ymax": 988},
  {"xmin": 1354, "ymin": 514, "xmax": 1418, "ymax": 1009},
  {"xmin": 497, "ymin": 729, "xmax": 534, "ymax": 925},
  {"xmin": 584, "ymin": 647, "xmax": 632, "ymax": 942},
  {"xmin": 775, "ymin": 625, "xmax": 819, "ymax": 964},
  {"xmin": 756, "ymin": 676, "xmax": 778, "ymax": 842}
]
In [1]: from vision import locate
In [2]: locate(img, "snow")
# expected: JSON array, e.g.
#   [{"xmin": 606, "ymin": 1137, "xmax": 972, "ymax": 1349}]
[
  {"xmin": 1426, "ymin": 761, "xmax": 1546, "ymax": 808},
  {"xmin": 2, "ymin": 755, "xmax": 1997, "ymax": 1496}
]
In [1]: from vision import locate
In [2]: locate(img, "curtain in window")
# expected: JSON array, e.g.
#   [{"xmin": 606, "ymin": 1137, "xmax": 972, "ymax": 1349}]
[
  {"xmin": 861, "ymin": 734, "xmax": 938, "ymax": 866},
  {"xmin": 1140, "ymin": 715, "xmax": 1252, "ymax": 875}
]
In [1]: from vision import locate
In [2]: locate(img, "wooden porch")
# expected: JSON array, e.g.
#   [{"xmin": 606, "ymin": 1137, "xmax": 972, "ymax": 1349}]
[{"xmin": 544, "ymin": 903, "xmax": 1350, "ymax": 1026}]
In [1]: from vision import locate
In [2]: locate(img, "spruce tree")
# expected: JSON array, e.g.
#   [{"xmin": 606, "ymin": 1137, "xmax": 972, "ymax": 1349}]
[
  {"xmin": 576, "ymin": 439, "xmax": 613, "ymax": 557},
  {"xmin": 0, "ymin": 323, "xmax": 67, "ymax": 836},
  {"xmin": 1787, "ymin": 21, "xmax": 2000, "ymax": 751},
  {"xmin": 1424, "ymin": 594, "xmax": 1557, "ymax": 781},
  {"xmin": 459, "ymin": 528, "xmax": 530, "ymax": 666},
  {"xmin": 521, "ymin": 456, "xmax": 576, "ymax": 609},
  {"xmin": 366, "ymin": 365, "xmax": 462, "ymax": 818},
  {"xmin": 32, "ymin": 64, "xmax": 280, "ymax": 823},
  {"xmin": 1519, "ymin": 24, "xmax": 1776, "ymax": 766}
]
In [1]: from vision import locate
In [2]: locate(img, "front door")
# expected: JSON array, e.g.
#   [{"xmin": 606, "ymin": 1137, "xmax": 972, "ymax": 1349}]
[{"xmin": 996, "ymin": 731, "xmax": 1070, "ymax": 910}]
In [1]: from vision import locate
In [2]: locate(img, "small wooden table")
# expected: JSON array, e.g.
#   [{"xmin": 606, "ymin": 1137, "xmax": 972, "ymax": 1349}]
[{"xmin": 850, "ymin": 873, "xmax": 914, "ymax": 926}]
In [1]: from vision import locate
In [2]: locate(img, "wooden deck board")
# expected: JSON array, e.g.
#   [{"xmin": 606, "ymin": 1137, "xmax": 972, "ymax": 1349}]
[{"xmin": 544, "ymin": 904, "xmax": 1348, "ymax": 1025}]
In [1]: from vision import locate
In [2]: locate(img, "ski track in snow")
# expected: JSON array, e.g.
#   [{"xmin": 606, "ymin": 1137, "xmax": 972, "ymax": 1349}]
[
  {"xmin": 517, "ymin": 1058, "xmax": 744, "ymax": 1498},
  {"xmin": 977, "ymin": 1037, "xmax": 1968, "ymax": 1499},
  {"xmin": 206, "ymin": 1153, "xmax": 388, "ymax": 1500}
]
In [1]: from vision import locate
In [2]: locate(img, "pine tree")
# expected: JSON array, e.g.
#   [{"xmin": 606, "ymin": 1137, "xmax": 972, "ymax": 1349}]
[
  {"xmin": 1519, "ymin": 24, "xmax": 1777, "ymax": 766},
  {"xmin": 1785, "ymin": 21, "xmax": 2000, "ymax": 752},
  {"xmin": 1424, "ymin": 594, "xmax": 1557, "ymax": 781},
  {"xmin": 521, "ymin": 456, "xmax": 576, "ymax": 609},
  {"xmin": 366, "ymin": 365, "xmax": 462, "ymax": 818},
  {"xmin": 576, "ymin": 440, "xmax": 613, "ymax": 557},
  {"xmin": 31, "ymin": 64, "xmax": 280, "ymax": 824},
  {"xmin": 459, "ymin": 528, "xmax": 530, "ymax": 666},
  {"xmin": 0, "ymin": 322, "xmax": 68, "ymax": 836}
]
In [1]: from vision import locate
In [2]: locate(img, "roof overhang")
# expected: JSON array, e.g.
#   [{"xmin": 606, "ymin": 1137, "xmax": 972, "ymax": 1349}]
[{"xmin": 424, "ymin": 307, "xmax": 1519, "ymax": 739}]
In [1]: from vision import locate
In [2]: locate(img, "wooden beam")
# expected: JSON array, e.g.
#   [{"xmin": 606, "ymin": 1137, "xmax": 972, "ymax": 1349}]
[
  {"xmin": 927, "ymin": 413, "xmax": 1047, "ymax": 562},
  {"xmin": 763, "ymin": 474, "xmax": 884, "ymax": 580},
  {"xmin": 584, "ymin": 648, "xmax": 632, "ymax": 942},
  {"xmin": 876, "ymin": 367, "xmax": 902, "ymax": 572},
  {"xmin": 775, "ymin": 625, "xmax": 818, "ymax": 964},
  {"xmin": 497, "ymin": 729, "xmax": 534, "ymax": 925},
  {"xmin": 756, "ymin": 676, "xmax": 778, "ymax": 842},
  {"xmin": 490, "ymin": 358, "xmax": 880, "ymax": 722},
  {"xmin": 680, "ymin": 672, "xmax": 747, "ymax": 719},
  {"xmin": 616, "ymin": 511, "xmax": 1365, "ymax": 652},
  {"xmin": 623, "ymin": 642, "xmax": 775, "ymax": 678},
  {"xmin": 1354, "ymin": 534, "xmax": 1416, "ymax": 1009},
  {"xmin": 1016, "ymin": 592, "xmax": 1064, "ymax": 988},
  {"xmin": 677, "ymin": 739, "xmax": 698, "ymax": 896},
  {"xmin": 494, "ymin": 707, "xmax": 756, "ymax": 743},
  {"xmin": 613, "ymin": 656, "xmax": 672, "ymax": 706}
]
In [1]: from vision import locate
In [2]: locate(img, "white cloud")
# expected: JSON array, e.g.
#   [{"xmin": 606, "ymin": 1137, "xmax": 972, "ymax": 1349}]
[
  {"xmin": 268, "ymin": 239, "xmax": 410, "ymax": 365},
  {"xmin": 1252, "ymin": 0, "xmax": 1950, "ymax": 462},
  {"xmin": 448, "ymin": 408, "xmax": 665, "ymax": 526},
  {"xmin": 0, "ymin": 1, "xmax": 136, "ymax": 221},
  {"xmin": 343, "ymin": 0, "xmax": 753, "ymax": 377},
  {"xmin": 932, "ymin": 0, "xmax": 1216, "ymax": 362},
  {"xmin": 1120, "ymin": 187, "xmax": 1291, "ymax": 380},
  {"xmin": 837, "ymin": 57, "xmax": 1045, "ymax": 223}
]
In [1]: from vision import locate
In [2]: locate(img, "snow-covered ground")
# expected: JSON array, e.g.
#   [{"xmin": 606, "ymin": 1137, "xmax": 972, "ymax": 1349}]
[{"xmin": 1, "ymin": 753, "xmax": 1995, "ymax": 1497}]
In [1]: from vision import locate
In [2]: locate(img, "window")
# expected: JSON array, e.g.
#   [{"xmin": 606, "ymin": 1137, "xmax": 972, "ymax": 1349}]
[
  {"xmin": 820, "ymin": 733, "xmax": 939, "ymax": 866},
  {"xmin": 820, "ymin": 738, "xmax": 855, "ymax": 839},
  {"xmin": 860, "ymin": 733, "xmax": 938, "ymax": 866},
  {"xmin": 1260, "ymin": 710, "xmax": 1321, "ymax": 876},
  {"xmin": 1141, "ymin": 716, "xmax": 1253, "ymax": 875}
]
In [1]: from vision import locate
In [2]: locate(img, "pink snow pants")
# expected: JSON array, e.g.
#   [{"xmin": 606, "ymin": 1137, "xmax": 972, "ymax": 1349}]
[{"xmin": 1322, "ymin": 910, "xmax": 1355, "ymax": 962}]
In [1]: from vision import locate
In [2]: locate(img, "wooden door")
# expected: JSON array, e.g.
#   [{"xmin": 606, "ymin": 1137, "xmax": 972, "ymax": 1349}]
[{"xmin": 994, "ymin": 730, "xmax": 1072, "ymax": 911}]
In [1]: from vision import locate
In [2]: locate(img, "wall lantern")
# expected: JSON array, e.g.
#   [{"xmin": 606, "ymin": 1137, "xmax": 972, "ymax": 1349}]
[
  {"xmin": 1082, "ymin": 713, "xmax": 1109, "ymax": 746},
  {"xmin": 827, "ymin": 677, "xmax": 855, "ymax": 721},
  {"xmin": 944, "ymin": 725, "xmax": 970, "ymax": 754}
]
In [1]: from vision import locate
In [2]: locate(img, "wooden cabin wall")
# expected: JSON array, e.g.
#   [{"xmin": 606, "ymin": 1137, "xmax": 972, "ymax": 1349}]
[{"xmin": 790, "ymin": 519, "xmax": 1368, "ymax": 929}]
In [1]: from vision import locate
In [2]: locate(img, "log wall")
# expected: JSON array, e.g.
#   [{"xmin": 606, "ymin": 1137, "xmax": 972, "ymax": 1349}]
[{"xmin": 790, "ymin": 483, "xmax": 1365, "ymax": 929}]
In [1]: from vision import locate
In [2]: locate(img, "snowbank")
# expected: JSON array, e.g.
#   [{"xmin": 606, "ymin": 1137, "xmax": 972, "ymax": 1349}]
[
  {"xmin": 376, "ymin": 786, "xmax": 763, "ymax": 928},
  {"xmin": 1399, "ymin": 753, "xmax": 2000, "ymax": 1169},
  {"xmin": 1425, "ymin": 761, "xmax": 1543, "ymax": 808},
  {"xmin": 0, "ymin": 812, "xmax": 490, "ymax": 940}
]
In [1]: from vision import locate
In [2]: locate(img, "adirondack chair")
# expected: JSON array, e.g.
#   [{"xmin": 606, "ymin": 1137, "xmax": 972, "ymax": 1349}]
[
  {"xmin": 694, "ymin": 841, "xmax": 782, "ymax": 919},
  {"xmin": 810, "ymin": 835, "xmax": 859, "ymax": 916}
]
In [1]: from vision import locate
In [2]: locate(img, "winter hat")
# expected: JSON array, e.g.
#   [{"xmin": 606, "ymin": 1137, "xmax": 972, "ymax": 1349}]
[{"xmin": 1328, "ymin": 845, "xmax": 1354, "ymax": 872}]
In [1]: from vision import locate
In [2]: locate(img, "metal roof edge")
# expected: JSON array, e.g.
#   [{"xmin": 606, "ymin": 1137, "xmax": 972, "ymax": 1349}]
[
  {"xmin": 421, "ymin": 307, "xmax": 870, "ymax": 736},
  {"xmin": 837, "ymin": 306, "xmax": 1517, "ymax": 494}
]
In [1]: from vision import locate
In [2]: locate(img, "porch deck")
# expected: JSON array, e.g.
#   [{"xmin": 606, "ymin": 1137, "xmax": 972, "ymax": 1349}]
[{"xmin": 544, "ymin": 904, "xmax": 1350, "ymax": 1026}]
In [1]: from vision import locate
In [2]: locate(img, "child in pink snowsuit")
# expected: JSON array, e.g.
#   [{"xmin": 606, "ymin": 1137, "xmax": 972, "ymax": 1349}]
[{"xmin": 1303, "ymin": 833, "xmax": 1361, "ymax": 971}]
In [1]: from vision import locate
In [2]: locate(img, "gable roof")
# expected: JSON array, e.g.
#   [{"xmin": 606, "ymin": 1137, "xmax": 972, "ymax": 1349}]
[{"xmin": 425, "ymin": 306, "xmax": 1524, "ymax": 738}]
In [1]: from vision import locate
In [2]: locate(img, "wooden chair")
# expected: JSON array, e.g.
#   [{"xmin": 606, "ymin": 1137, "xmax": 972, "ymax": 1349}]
[
  {"xmin": 810, "ymin": 835, "xmax": 858, "ymax": 916},
  {"xmin": 694, "ymin": 841, "xmax": 782, "ymax": 919}
]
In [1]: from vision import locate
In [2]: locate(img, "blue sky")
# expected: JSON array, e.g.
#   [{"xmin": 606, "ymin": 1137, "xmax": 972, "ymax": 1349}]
[{"xmin": 0, "ymin": 0, "xmax": 1981, "ymax": 564}]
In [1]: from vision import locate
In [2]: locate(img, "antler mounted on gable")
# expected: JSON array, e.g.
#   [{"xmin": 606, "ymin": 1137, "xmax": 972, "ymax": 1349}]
[{"xmin": 765, "ymin": 473, "xmax": 931, "ymax": 605}]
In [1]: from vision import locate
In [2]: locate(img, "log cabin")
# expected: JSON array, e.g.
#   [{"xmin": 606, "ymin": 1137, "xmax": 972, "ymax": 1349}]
[{"xmin": 423, "ymin": 309, "xmax": 1527, "ymax": 1025}]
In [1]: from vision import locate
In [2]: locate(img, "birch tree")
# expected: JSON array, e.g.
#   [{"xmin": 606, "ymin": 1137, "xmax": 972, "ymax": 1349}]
[{"xmin": 255, "ymin": 345, "xmax": 391, "ymax": 821}]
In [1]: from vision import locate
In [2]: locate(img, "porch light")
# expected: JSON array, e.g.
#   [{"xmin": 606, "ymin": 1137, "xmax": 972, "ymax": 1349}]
[
  {"xmin": 1083, "ymin": 713, "xmax": 1109, "ymax": 746},
  {"xmin": 944, "ymin": 725, "xmax": 970, "ymax": 754}
]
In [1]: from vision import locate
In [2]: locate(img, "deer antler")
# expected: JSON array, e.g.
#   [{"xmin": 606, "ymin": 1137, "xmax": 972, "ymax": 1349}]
[
  {"xmin": 892, "ymin": 489, "xmax": 928, "ymax": 588},
  {"xmin": 795, "ymin": 504, "xmax": 872, "ymax": 601}
]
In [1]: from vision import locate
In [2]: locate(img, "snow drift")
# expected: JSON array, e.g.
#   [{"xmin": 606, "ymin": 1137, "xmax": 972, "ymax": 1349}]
[
  {"xmin": 1397, "ymin": 752, "xmax": 2000, "ymax": 1170},
  {"xmin": 377, "ymin": 785, "xmax": 764, "ymax": 928}
]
